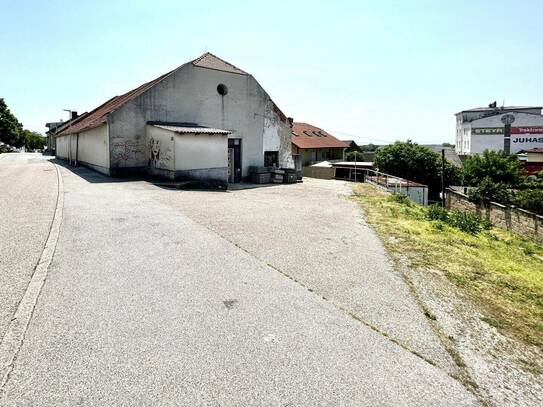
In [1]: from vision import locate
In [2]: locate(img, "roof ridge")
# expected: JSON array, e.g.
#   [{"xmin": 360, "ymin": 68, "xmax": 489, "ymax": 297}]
[{"xmin": 192, "ymin": 52, "xmax": 248, "ymax": 75}]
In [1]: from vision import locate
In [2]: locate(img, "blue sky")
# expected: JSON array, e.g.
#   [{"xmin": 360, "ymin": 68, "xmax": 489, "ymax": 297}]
[{"xmin": 1, "ymin": 0, "xmax": 542, "ymax": 144}]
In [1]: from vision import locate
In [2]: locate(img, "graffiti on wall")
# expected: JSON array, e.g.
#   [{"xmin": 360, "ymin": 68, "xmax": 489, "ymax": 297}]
[
  {"xmin": 148, "ymin": 136, "xmax": 173, "ymax": 170},
  {"xmin": 112, "ymin": 141, "xmax": 144, "ymax": 165}
]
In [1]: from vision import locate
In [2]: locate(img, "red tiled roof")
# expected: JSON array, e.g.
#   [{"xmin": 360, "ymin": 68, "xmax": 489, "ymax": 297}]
[
  {"xmin": 526, "ymin": 148, "xmax": 543, "ymax": 153},
  {"xmin": 291, "ymin": 123, "xmax": 349, "ymax": 149},
  {"xmin": 59, "ymin": 53, "xmax": 248, "ymax": 136},
  {"xmin": 59, "ymin": 71, "xmax": 173, "ymax": 135}
]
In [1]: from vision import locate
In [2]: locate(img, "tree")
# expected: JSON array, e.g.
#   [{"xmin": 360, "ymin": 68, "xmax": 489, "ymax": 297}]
[
  {"xmin": 513, "ymin": 189, "xmax": 543, "ymax": 215},
  {"xmin": 374, "ymin": 140, "xmax": 461, "ymax": 199},
  {"xmin": 467, "ymin": 177, "xmax": 512, "ymax": 205},
  {"xmin": 21, "ymin": 129, "xmax": 46, "ymax": 151},
  {"xmin": 0, "ymin": 98, "xmax": 23, "ymax": 147},
  {"xmin": 360, "ymin": 143, "xmax": 378, "ymax": 152},
  {"xmin": 462, "ymin": 150, "xmax": 522, "ymax": 187},
  {"xmin": 345, "ymin": 151, "xmax": 365, "ymax": 161}
]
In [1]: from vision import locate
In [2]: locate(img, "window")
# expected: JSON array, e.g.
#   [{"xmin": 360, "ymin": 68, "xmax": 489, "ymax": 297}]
[
  {"xmin": 217, "ymin": 84, "xmax": 228, "ymax": 96},
  {"xmin": 264, "ymin": 151, "xmax": 278, "ymax": 167}
]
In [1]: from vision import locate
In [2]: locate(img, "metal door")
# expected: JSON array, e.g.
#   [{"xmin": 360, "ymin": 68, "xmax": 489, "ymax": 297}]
[{"xmin": 228, "ymin": 139, "xmax": 241, "ymax": 183}]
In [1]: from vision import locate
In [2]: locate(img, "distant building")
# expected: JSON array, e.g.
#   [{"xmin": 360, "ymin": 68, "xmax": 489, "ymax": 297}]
[
  {"xmin": 455, "ymin": 104, "xmax": 543, "ymax": 155},
  {"xmin": 421, "ymin": 144, "xmax": 461, "ymax": 165},
  {"xmin": 291, "ymin": 123, "xmax": 348, "ymax": 165},
  {"xmin": 342, "ymin": 140, "xmax": 359, "ymax": 150},
  {"xmin": 45, "ymin": 111, "xmax": 86, "ymax": 155},
  {"xmin": 519, "ymin": 148, "xmax": 543, "ymax": 175}
]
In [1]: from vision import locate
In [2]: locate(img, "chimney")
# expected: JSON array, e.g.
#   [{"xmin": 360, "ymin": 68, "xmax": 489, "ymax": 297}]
[
  {"xmin": 287, "ymin": 117, "xmax": 294, "ymax": 127},
  {"xmin": 71, "ymin": 111, "xmax": 78, "ymax": 120}
]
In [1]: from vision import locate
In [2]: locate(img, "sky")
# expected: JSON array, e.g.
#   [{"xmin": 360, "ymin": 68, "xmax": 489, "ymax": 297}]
[{"xmin": 1, "ymin": 0, "xmax": 543, "ymax": 145}]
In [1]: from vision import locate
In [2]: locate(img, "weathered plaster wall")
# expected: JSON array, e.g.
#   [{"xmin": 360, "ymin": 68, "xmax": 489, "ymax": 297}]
[
  {"xmin": 108, "ymin": 63, "xmax": 293, "ymax": 177},
  {"xmin": 145, "ymin": 125, "xmax": 175, "ymax": 178},
  {"xmin": 77, "ymin": 125, "xmax": 109, "ymax": 172},
  {"xmin": 55, "ymin": 134, "xmax": 70, "ymax": 160},
  {"xmin": 55, "ymin": 125, "xmax": 109, "ymax": 174}
]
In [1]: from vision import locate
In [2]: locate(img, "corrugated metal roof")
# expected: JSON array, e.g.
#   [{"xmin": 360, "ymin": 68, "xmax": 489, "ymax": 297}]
[{"xmin": 151, "ymin": 123, "xmax": 231, "ymax": 135}]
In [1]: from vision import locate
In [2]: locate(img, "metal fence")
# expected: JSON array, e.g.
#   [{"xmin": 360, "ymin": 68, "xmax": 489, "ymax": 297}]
[{"xmin": 333, "ymin": 166, "xmax": 429, "ymax": 206}]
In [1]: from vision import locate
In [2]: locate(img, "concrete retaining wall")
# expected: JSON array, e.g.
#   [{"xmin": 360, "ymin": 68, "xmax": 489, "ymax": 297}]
[{"xmin": 446, "ymin": 188, "xmax": 543, "ymax": 243}]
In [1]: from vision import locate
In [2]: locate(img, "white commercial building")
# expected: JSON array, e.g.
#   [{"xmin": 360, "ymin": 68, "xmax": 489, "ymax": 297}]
[{"xmin": 455, "ymin": 105, "xmax": 543, "ymax": 155}]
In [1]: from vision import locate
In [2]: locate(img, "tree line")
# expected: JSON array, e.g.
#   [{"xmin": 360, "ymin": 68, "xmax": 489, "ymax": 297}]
[
  {"xmin": 0, "ymin": 98, "xmax": 46, "ymax": 151},
  {"xmin": 372, "ymin": 141, "xmax": 543, "ymax": 215}
]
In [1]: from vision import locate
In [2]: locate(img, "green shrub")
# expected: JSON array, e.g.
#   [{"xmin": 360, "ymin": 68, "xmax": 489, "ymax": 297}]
[
  {"xmin": 448, "ymin": 210, "xmax": 486, "ymax": 235},
  {"xmin": 388, "ymin": 193, "xmax": 410, "ymax": 205},
  {"xmin": 426, "ymin": 204, "xmax": 449, "ymax": 222},
  {"xmin": 513, "ymin": 189, "xmax": 543, "ymax": 215}
]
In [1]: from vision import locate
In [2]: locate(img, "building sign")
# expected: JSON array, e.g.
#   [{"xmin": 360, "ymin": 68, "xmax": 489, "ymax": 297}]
[
  {"xmin": 501, "ymin": 114, "xmax": 516, "ymax": 125},
  {"xmin": 472, "ymin": 127, "xmax": 503, "ymax": 135},
  {"xmin": 511, "ymin": 127, "xmax": 543, "ymax": 134},
  {"xmin": 512, "ymin": 137, "xmax": 543, "ymax": 144},
  {"xmin": 473, "ymin": 126, "xmax": 543, "ymax": 135}
]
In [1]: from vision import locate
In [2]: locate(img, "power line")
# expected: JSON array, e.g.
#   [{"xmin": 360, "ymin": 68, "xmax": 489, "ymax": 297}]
[{"xmin": 326, "ymin": 129, "xmax": 397, "ymax": 144}]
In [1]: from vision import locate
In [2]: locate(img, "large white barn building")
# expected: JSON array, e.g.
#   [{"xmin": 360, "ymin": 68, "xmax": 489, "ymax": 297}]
[
  {"xmin": 455, "ymin": 105, "xmax": 543, "ymax": 155},
  {"xmin": 55, "ymin": 53, "xmax": 294, "ymax": 185}
]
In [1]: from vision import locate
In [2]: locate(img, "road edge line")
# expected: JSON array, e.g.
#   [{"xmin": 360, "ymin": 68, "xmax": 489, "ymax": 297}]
[{"xmin": 0, "ymin": 161, "xmax": 64, "ymax": 389}]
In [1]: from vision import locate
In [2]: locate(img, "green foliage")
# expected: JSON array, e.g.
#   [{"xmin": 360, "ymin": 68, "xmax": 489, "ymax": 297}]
[
  {"xmin": 462, "ymin": 150, "xmax": 522, "ymax": 187},
  {"xmin": 425, "ymin": 204, "xmax": 490, "ymax": 234},
  {"xmin": 0, "ymin": 98, "xmax": 45, "ymax": 151},
  {"xmin": 467, "ymin": 177, "xmax": 513, "ymax": 204},
  {"xmin": 513, "ymin": 189, "xmax": 543, "ymax": 215},
  {"xmin": 426, "ymin": 204, "xmax": 449, "ymax": 222},
  {"xmin": 374, "ymin": 140, "xmax": 462, "ymax": 199},
  {"xmin": 345, "ymin": 150, "xmax": 365, "ymax": 162},
  {"xmin": 448, "ymin": 210, "xmax": 490, "ymax": 235},
  {"xmin": 21, "ymin": 129, "xmax": 46, "ymax": 151},
  {"xmin": 388, "ymin": 192, "xmax": 410, "ymax": 205},
  {"xmin": 0, "ymin": 98, "xmax": 23, "ymax": 147},
  {"xmin": 359, "ymin": 143, "xmax": 378, "ymax": 152}
]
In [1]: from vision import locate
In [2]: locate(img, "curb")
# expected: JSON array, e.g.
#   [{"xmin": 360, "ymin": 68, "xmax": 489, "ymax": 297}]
[{"xmin": 0, "ymin": 162, "xmax": 64, "ymax": 388}]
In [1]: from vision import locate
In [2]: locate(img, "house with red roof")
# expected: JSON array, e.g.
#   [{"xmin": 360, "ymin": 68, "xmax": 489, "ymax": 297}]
[
  {"xmin": 291, "ymin": 123, "xmax": 348, "ymax": 165},
  {"xmin": 54, "ymin": 53, "xmax": 294, "ymax": 185}
]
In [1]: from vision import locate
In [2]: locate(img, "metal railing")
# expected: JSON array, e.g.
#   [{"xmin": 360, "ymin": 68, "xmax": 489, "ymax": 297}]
[{"xmin": 333, "ymin": 167, "xmax": 429, "ymax": 205}]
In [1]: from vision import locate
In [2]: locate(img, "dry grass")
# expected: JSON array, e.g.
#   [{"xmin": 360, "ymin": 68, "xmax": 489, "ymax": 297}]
[{"xmin": 353, "ymin": 183, "xmax": 543, "ymax": 346}]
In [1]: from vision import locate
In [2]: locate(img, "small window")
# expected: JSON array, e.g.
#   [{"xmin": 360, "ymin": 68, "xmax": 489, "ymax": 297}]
[
  {"xmin": 217, "ymin": 84, "xmax": 228, "ymax": 96},
  {"xmin": 264, "ymin": 151, "xmax": 278, "ymax": 167}
]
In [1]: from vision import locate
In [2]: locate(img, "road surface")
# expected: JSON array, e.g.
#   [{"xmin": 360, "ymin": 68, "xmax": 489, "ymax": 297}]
[{"xmin": 0, "ymin": 154, "xmax": 479, "ymax": 406}]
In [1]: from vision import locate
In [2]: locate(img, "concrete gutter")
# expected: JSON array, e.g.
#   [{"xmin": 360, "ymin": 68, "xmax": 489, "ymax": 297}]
[{"xmin": 0, "ymin": 162, "xmax": 64, "ymax": 388}]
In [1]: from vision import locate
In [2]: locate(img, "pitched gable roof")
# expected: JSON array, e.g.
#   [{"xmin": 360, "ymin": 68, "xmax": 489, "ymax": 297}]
[
  {"xmin": 292, "ymin": 122, "xmax": 349, "ymax": 149},
  {"xmin": 192, "ymin": 52, "xmax": 247, "ymax": 75},
  {"xmin": 59, "ymin": 53, "xmax": 247, "ymax": 136}
]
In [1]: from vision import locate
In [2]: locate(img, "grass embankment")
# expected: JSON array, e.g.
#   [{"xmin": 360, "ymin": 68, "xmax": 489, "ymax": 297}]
[{"xmin": 353, "ymin": 183, "xmax": 543, "ymax": 346}]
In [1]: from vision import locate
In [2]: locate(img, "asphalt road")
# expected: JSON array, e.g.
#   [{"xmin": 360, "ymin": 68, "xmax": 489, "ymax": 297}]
[
  {"xmin": 0, "ymin": 153, "xmax": 58, "ymax": 340},
  {"xmin": 0, "ymin": 154, "xmax": 479, "ymax": 406}
]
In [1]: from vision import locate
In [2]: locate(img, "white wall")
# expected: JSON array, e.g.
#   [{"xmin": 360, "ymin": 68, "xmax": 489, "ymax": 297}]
[
  {"xmin": 462, "ymin": 112, "xmax": 543, "ymax": 154},
  {"xmin": 54, "ymin": 125, "xmax": 109, "ymax": 174},
  {"xmin": 77, "ymin": 125, "xmax": 109, "ymax": 170},
  {"xmin": 174, "ymin": 133, "xmax": 227, "ymax": 171},
  {"xmin": 108, "ymin": 63, "xmax": 293, "ymax": 176}
]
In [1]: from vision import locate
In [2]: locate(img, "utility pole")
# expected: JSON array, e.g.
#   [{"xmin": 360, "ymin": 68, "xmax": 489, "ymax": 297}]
[
  {"xmin": 441, "ymin": 148, "xmax": 445, "ymax": 207},
  {"xmin": 63, "ymin": 109, "xmax": 76, "ymax": 166}
]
